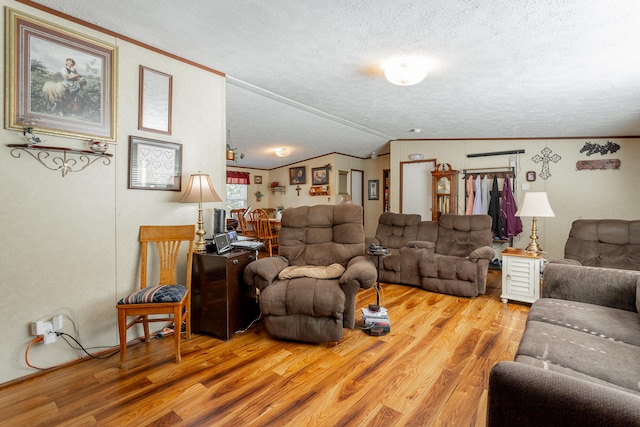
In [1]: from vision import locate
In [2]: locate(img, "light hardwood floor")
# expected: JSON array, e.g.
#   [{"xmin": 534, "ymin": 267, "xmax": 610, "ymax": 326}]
[{"xmin": 0, "ymin": 270, "xmax": 529, "ymax": 426}]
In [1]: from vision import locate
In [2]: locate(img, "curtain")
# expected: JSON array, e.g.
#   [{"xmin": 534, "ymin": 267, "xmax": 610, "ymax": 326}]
[{"xmin": 226, "ymin": 171, "xmax": 250, "ymax": 185}]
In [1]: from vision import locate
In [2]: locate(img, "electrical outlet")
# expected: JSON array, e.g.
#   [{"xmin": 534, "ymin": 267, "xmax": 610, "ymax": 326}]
[
  {"xmin": 30, "ymin": 318, "xmax": 59, "ymax": 344},
  {"xmin": 31, "ymin": 320, "xmax": 45, "ymax": 336},
  {"xmin": 52, "ymin": 314, "xmax": 63, "ymax": 331},
  {"xmin": 43, "ymin": 329, "xmax": 56, "ymax": 345}
]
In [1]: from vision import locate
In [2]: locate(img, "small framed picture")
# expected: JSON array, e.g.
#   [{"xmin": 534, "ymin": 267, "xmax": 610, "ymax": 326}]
[
  {"xmin": 128, "ymin": 136, "xmax": 182, "ymax": 191},
  {"xmin": 254, "ymin": 175, "xmax": 263, "ymax": 184},
  {"xmin": 289, "ymin": 166, "xmax": 306, "ymax": 185},
  {"xmin": 138, "ymin": 66, "xmax": 173, "ymax": 134},
  {"xmin": 368, "ymin": 180, "xmax": 379, "ymax": 200},
  {"xmin": 311, "ymin": 166, "xmax": 329, "ymax": 185},
  {"xmin": 526, "ymin": 171, "xmax": 536, "ymax": 182}
]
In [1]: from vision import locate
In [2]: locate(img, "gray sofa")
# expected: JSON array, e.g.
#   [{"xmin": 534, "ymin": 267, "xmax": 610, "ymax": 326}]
[
  {"xmin": 559, "ymin": 219, "xmax": 640, "ymax": 270},
  {"xmin": 367, "ymin": 213, "xmax": 495, "ymax": 297},
  {"xmin": 488, "ymin": 263, "xmax": 640, "ymax": 426}
]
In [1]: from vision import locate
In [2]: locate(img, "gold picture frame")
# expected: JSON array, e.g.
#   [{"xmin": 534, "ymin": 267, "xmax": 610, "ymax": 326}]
[{"xmin": 4, "ymin": 8, "xmax": 118, "ymax": 141}]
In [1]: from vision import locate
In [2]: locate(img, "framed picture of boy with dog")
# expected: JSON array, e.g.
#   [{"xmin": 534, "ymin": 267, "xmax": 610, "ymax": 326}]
[{"xmin": 5, "ymin": 8, "xmax": 117, "ymax": 142}]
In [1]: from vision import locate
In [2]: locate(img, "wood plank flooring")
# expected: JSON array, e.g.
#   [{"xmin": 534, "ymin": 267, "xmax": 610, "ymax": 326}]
[{"xmin": 0, "ymin": 270, "xmax": 530, "ymax": 426}]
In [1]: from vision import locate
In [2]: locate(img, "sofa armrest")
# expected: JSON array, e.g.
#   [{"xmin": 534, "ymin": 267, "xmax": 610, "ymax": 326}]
[
  {"xmin": 405, "ymin": 240, "xmax": 436, "ymax": 251},
  {"xmin": 365, "ymin": 236, "xmax": 380, "ymax": 247},
  {"xmin": 542, "ymin": 263, "xmax": 640, "ymax": 312},
  {"xmin": 340, "ymin": 255, "xmax": 377, "ymax": 290},
  {"xmin": 243, "ymin": 256, "xmax": 289, "ymax": 291},
  {"xmin": 468, "ymin": 246, "xmax": 495, "ymax": 261},
  {"xmin": 488, "ymin": 361, "xmax": 640, "ymax": 426},
  {"xmin": 549, "ymin": 258, "xmax": 582, "ymax": 266}
]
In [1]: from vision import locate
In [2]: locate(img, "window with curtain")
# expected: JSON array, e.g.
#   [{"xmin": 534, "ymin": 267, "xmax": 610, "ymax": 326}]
[
  {"xmin": 226, "ymin": 171, "xmax": 250, "ymax": 211},
  {"xmin": 226, "ymin": 171, "xmax": 250, "ymax": 185}
]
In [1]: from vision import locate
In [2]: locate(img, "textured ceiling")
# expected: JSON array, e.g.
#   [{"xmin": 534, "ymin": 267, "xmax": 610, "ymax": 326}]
[{"xmin": 32, "ymin": 0, "xmax": 640, "ymax": 168}]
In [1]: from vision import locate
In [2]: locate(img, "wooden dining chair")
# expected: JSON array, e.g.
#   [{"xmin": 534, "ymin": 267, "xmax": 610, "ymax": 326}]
[
  {"xmin": 255, "ymin": 208, "xmax": 279, "ymax": 256},
  {"xmin": 229, "ymin": 208, "xmax": 245, "ymax": 231},
  {"xmin": 116, "ymin": 225, "xmax": 195, "ymax": 368},
  {"xmin": 239, "ymin": 209, "xmax": 258, "ymax": 238}
]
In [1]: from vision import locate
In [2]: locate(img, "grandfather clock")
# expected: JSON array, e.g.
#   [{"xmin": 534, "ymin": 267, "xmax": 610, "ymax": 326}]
[{"xmin": 431, "ymin": 163, "xmax": 458, "ymax": 221}]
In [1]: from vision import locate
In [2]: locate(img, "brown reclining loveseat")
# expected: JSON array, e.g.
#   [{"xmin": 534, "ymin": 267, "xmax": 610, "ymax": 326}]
[{"xmin": 367, "ymin": 213, "xmax": 495, "ymax": 297}]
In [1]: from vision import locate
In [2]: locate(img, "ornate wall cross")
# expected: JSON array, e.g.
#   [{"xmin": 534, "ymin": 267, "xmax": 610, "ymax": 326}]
[{"xmin": 532, "ymin": 147, "xmax": 561, "ymax": 180}]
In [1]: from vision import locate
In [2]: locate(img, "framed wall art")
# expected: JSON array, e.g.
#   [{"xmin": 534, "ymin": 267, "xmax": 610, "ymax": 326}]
[
  {"xmin": 254, "ymin": 175, "xmax": 263, "ymax": 184},
  {"xmin": 5, "ymin": 8, "xmax": 118, "ymax": 141},
  {"xmin": 311, "ymin": 166, "xmax": 329, "ymax": 185},
  {"xmin": 368, "ymin": 180, "xmax": 379, "ymax": 200},
  {"xmin": 128, "ymin": 136, "xmax": 182, "ymax": 191},
  {"xmin": 138, "ymin": 66, "xmax": 172, "ymax": 134},
  {"xmin": 289, "ymin": 166, "xmax": 306, "ymax": 185}
]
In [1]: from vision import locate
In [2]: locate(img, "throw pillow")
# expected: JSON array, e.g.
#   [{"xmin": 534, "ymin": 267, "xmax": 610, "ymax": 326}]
[{"xmin": 278, "ymin": 263, "xmax": 346, "ymax": 280}]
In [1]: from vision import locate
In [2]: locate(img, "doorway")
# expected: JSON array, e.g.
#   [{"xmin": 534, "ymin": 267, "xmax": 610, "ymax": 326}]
[
  {"xmin": 400, "ymin": 159, "xmax": 436, "ymax": 219},
  {"xmin": 351, "ymin": 169, "xmax": 364, "ymax": 209}
]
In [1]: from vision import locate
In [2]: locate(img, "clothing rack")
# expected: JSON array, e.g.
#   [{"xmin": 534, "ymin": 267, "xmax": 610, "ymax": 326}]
[
  {"xmin": 462, "ymin": 166, "xmax": 515, "ymax": 180},
  {"xmin": 462, "ymin": 166, "xmax": 517, "ymax": 255},
  {"xmin": 462, "ymin": 166, "xmax": 516, "ymax": 202}
]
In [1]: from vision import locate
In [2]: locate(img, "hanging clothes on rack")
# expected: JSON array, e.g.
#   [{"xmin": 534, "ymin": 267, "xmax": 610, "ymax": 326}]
[
  {"xmin": 500, "ymin": 175, "xmax": 522, "ymax": 238},
  {"xmin": 481, "ymin": 175, "xmax": 490, "ymax": 215},
  {"xmin": 488, "ymin": 176, "xmax": 502, "ymax": 238},
  {"xmin": 472, "ymin": 175, "xmax": 483, "ymax": 214},
  {"xmin": 465, "ymin": 175, "xmax": 474, "ymax": 215}
]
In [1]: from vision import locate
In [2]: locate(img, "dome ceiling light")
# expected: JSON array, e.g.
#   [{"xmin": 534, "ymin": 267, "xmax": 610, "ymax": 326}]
[
  {"xmin": 274, "ymin": 147, "xmax": 291, "ymax": 157},
  {"xmin": 383, "ymin": 56, "xmax": 429, "ymax": 86}
]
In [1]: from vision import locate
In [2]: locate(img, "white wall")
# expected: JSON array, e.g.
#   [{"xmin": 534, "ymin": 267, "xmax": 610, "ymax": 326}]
[
  {"xmin": 390, "ymin": 138, "xmax": 640, "ymax": 261},
  {"xmin": 0, "ymin": 2, "xmax": 225, "ymax": 383}
]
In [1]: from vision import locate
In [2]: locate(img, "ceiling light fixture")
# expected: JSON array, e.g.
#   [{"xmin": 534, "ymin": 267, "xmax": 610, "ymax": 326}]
[
  {"xmin": 384, "ymin": 56, "xmax": 428, "ymax": 86},
  {"xmin": 274, "ymin": 147, "xmax": 290, "ymax": 157}
]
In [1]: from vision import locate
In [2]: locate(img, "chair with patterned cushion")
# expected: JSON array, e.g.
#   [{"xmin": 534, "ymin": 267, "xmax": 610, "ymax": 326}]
[{"xmin": 116, "ymin": 225, "xmax": 195, "ymax": 367}]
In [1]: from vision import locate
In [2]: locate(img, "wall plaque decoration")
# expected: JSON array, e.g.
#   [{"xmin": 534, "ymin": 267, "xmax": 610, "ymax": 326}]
[
  {"xmin": 576, "ymin": 159, "xmax": 621, "ymax": 171},
  {"xmin": 579, "ymin": 141, "xmax": 620, "ymax": 156}
]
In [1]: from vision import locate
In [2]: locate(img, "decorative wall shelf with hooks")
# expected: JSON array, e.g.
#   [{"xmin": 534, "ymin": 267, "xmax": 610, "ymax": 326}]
[
  {"xmin": 309, "ymin": 185, "xmax": 330, "ymax": 196},
  {"xmin": 6, "ymin": 144, "xmax": 113, "ymax": 177},
  {"xmin": 269, "ymin": 185, "xmax": 286, "ymax": 194}
]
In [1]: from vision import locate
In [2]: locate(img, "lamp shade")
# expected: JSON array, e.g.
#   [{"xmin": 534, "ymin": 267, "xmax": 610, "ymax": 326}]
[
  {"xmin": 179, "ymin": 173, "xmax": 222, "ymax": 203},
  {"xmin": 515, "ymin": 192, "xmax": 555, "ymax": 218}
]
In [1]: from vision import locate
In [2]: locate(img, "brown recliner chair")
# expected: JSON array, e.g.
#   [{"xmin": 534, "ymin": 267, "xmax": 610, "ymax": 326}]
[
  {"xmin": 243, "ymin": 204, "xmax": 377, "ymax": 343},
  {"xmin": 557, "ymin": 219, "xmax": 640, "ymax": 271}
]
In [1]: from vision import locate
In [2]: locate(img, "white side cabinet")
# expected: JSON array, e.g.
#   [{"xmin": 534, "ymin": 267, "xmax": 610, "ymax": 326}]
[{"xmin": 501, "ymin": 247, "xmax": 543, "ymax": 304}]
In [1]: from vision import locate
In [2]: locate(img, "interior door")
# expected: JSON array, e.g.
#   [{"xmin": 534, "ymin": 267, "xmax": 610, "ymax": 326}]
[{"xmin": 400, "ymin": 160, "xmax": 436, "ymax": 219}]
